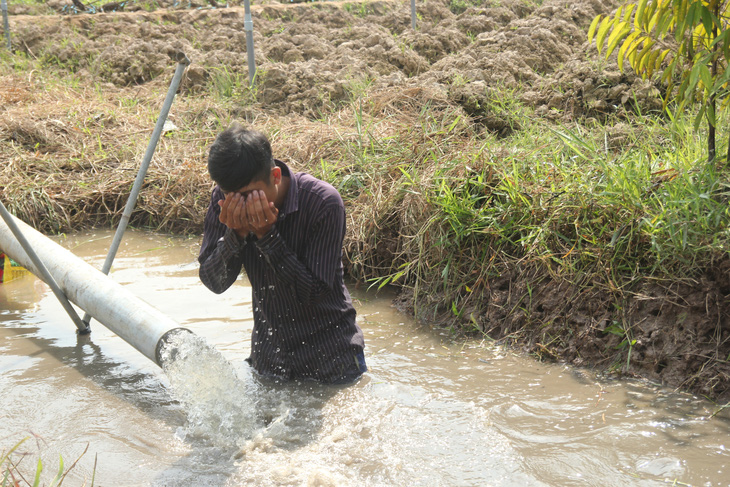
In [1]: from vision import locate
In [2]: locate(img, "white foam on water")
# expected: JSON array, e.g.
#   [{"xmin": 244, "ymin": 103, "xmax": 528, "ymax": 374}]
[{"xmin": 157, "ymin": 330, "xmax": 265, "ymax": 447}]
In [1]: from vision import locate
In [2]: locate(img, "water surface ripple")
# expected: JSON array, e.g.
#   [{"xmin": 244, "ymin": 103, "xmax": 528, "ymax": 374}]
[{"xmin": 0, "ymin": 230, "xmax": 728, "ymax": 486}]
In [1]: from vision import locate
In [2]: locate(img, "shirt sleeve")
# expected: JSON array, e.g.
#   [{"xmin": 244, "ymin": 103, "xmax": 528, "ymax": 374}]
[
  {"xmin": 198, "ymin": 187, "xmax": 248, "ymax": 294},
  {"xmin": 255, "ymin": 203, "xmax": 344, "ymax": 304}
]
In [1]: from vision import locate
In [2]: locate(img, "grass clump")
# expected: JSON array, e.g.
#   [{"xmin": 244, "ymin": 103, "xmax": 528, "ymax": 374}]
[
  {"xmin": 1, "ymin": 437, "xmax": 93, "ymax": 487},
  {"xmin": 309, "ymin": 90, "xmax": 730, "ymax": 353}
]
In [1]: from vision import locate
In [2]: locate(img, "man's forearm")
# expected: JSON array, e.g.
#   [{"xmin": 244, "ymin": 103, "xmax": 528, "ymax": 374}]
[{"xmin": 199, "ymin": 228, "xmax": 246, "ymax": 294}]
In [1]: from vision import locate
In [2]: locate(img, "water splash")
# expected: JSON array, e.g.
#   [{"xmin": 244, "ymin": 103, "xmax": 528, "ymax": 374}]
[
  {"xmin": 156, "ymin": 329, "xmax": 346, "ymax": 457},
  {"xmin": 157, "ymin": 329, "xmax": 263, "ymax": 446}
]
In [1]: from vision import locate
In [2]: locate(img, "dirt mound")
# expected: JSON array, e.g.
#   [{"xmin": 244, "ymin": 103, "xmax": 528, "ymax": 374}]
[{"xmin": 7, "ymin": 0, "xmax": 654, "ymax": 124}]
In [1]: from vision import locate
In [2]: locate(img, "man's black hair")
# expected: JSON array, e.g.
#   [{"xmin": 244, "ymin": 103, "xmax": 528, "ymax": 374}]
[{"xmin": 208, "ymin": 123, "xmax": 275, "ymax": 192}]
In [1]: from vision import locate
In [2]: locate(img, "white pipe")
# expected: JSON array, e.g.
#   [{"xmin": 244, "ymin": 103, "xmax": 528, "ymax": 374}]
[
  {"xmin": 243, "ymin": 0, "xmax": 256, "ymax": 85},
  {"xmin": 0, "ymin": 213, "xmax": 190, "ymax": 366},
  {"xmin": 0, "ymin": 200, "xmax": 87, "ymax": 332}
]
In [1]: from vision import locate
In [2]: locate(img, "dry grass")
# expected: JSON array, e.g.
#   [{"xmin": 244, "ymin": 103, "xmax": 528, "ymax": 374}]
[{"xmin": 0, "ymin": 72, "xmax": 212, "ymax": 233}]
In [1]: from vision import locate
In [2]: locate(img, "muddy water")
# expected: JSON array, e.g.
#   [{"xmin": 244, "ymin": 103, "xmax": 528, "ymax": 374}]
[{"xmin": 1, "ymin": 230, "xmax": 729, "ymax": 486}]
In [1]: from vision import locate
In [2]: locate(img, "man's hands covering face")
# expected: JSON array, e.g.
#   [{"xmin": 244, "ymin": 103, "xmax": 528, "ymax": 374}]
[{"xmin": 218, "ymin": 190, "xmax": 278, "ymax": 240}]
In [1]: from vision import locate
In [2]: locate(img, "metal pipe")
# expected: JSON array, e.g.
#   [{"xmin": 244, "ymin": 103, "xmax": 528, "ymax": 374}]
[
  {"xmin": 0, "ymin": 213, "xmax": 190, "ymax": 366},
  {"xmin": 2, "ymin": 0, "xmax": 10, "ymax": 50},
  {"xmin": 0, "ymin": 201, "xmax": 87, "ymax": 333},
  {"xmin": 243, "ymin": 0, "xmax": 256, "ymax": 85},
  {"xmin": 80, "ymin": 52, "xmax": 191, "ymax": 329},
  {"xmin": 411, "ymin": 0, "xmax": 416, "ymax": 30}
]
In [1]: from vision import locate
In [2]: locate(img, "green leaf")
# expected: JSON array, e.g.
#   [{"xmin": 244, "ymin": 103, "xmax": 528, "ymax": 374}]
[
  {"xmin": 699, "ymin": 63, "xmax": 712, "ymax": 93},
  {"xmin": 647, "ymin": 8, "xmax": 661, "ymax": 33},
  {"xmin": 0, "ymin": 438, "xmax": 29, "ymax": 475},
  {"xmin": 596, "ymin": 16, "xmax": 613, "ymax": 53},
  {"xmin": 693, "ymin": 104, "xmax": 705, "ymax": 131},
  {"xmin": 587, "ymin": 15, "xmax": 602, "ymax": 43},
  {"xmin": 677, "ymin": 2, "xmax": 697, "ymax": 42},
  {"xmin": 720, "ymin": 64, "xmax": 730, "ymax": 85},
  {"xmin": 618, "ymin": 31, "xmax": 642, "ymax": 71},
  {"xmin": 604, "ymin": 323, "xmax": 625, "ymax": 336},
  {"xmin": 700, "ymin": 6, "xmax": 715, "ymax": 38},
  {"xmin": 664, "ymin": 76, "xmax": 674, "ymax": 107},
  {"xmin": 614, "ymin": 5, "xmax": 624, "ymax": 24},
  {"xmin": 715, "ymin": 29, "xmax": 730, "ymax": 61},
  {"xmin": 50, "ymin": 455, "xmax": 64, "ymax": 487},
  {"xmin": 643, "ymin": 0, "xmax": 657, "ymax": 30},
  {"xmin": 635, "ymin": 0, "xmax": 648, "ymax": 29},
  {"xmin": 673, "ymin": 0, "xmax": 688, "ymax": 31},
  {"xmin": 606, "ymin": 22, "xmax": 632, "ymax": 58},
  {"xmin": 689, "ymin": 62, "xmax": 702, "ymax": 94},
  {"xmin": 646, "ymin": 48, "xmax": 661, "ymax": 77},
  {"xmin": 655, "ymin": 8, "xmax": 674, "ymax": 37},
  {"xmin": 648, "ymin": 2, "xmax": 673, "ymax": 34},
  {"xmin": 658, "ymin": 48, "xmax": 670, "ymax": 68},
  {"xmin": 637, "ymin": 39, "xmax": 656, "ymax": 74},
  {"xmin": 688, "ymin": 0, "xmax": 701, "ymax": 30},
  {"xmin": 32, "ymin": 459, "xmax": 43, "ymax": 487},
  {"xmin": 622, "ymin": 3, "xmax": 636, "ymax": 22},
  {"xmin": 447, "ymin": 113, "xmax": 462, "ymax": 133}
]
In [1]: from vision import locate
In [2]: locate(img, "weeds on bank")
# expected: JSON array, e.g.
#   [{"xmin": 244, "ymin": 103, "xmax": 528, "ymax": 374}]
[
  {"xmin": 0, "ymin": 47, "xmax": 213, "ymax": 234},
  {"xmin": 327, "ymin": 90, "xmax": 730, "ymax": 338},
  {"xmin": 4, "ymin": 0, "xmax": 56, "ymax": 15},
  {"xmin": 208, "ymin": 65, "xmax": 258, "ymax": 104},
  {"xmin": 1, "ymin": 437, "xmax": 93, "ymax": 487}
]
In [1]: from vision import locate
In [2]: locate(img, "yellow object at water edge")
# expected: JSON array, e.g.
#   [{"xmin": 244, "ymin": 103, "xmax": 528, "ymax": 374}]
[{"xmin": 0, "ymin": 252, "xmax": 29, "ymax": 283}]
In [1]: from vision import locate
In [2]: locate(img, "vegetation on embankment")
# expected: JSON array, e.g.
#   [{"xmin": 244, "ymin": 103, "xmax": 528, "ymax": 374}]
[
  {"xmin": 0, "ymin": 436, "xmax": 91, "ymax": 487},
  {"xmin": 1, "ymin": 0, "xmax": 730, "ymax": 403}
]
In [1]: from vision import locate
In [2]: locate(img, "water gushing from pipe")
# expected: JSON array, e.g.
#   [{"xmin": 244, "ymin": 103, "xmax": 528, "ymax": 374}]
[{"xmin": 157, "ymin": 329, "xmax": 264, "ymax": 446}]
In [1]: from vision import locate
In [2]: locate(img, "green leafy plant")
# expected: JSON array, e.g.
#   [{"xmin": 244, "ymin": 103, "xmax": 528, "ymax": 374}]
[{"xmin": 589, "ymin": 0, "xmax": 730, "ymax": 163}]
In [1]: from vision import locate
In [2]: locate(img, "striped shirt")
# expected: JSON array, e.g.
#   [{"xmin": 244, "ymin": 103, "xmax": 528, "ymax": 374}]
[{"xmin": 198, "ymin": 160, "xmax": 366, "ymax": 382}]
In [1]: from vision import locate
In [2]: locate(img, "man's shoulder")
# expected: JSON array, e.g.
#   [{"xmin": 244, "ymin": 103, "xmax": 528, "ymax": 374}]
[{"xmin": 295, "ymin": 172, "xmax": 343, "ymax": 207}]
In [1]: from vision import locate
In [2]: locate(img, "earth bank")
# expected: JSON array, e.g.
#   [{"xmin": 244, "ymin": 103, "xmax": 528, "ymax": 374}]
[{"xmin": 1, "ymin": 0, "xmax": 729, "ymax": 402}]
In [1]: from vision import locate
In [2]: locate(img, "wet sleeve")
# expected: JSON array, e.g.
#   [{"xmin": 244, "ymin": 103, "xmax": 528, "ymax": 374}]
[
  {"xmin": 198, "ymin": 188, "xmax": 247, "ymax": 294},
  {"xmin": 254, "ymin": 203, "xmax": 343, "ymax": 304}
]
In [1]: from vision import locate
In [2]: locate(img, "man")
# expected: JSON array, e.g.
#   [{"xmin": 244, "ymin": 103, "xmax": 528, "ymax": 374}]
[{"xmin": 198, "ymin": 124, "xmax": 366, "ymax": 384}]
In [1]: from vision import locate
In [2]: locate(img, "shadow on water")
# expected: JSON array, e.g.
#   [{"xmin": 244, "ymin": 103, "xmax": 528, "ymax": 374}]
[{"xmin": 0, "ymin": 278, "xmax": 182, "ymax": 419}]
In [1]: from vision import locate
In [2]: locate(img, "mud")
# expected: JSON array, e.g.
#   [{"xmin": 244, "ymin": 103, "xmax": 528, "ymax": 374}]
[
  {"xmin": 3, "ymin": 0, "xmax": 729, "ymax": 401},
  {"xmin": 7, "ymin": 0, "xmax": 660, "ymax": 121},
  {"xmin": 395, "ymin": 260, "xmax": 730, "ymax": 402}
]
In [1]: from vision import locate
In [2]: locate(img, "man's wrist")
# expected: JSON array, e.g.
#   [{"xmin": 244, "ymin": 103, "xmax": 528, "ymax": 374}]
[
  {"xmin": 234, "ymin": 228, "xmax": 251, "ymax": 241},
  {"xmin": 255, "ymin": 226, "xmax": 281, "ymax": 252},
  {"xmin": 224, "ymin": 227, "xmax": 248, "ymax": 252}
]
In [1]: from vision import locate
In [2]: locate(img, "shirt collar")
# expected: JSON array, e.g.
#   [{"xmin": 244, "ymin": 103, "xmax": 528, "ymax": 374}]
[{"xmin": 275, "ymin": 159, "xmax": 298, "ymax": 220}]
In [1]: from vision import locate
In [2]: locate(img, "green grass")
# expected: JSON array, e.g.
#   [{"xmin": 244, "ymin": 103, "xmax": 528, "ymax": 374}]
[
  {"xmin": 1, "ymin": 437, "xmax": 93, "ymax": 487},
  {"xmin": 317, "ymin": 89, "xmax": 730, "ymax": 330}
]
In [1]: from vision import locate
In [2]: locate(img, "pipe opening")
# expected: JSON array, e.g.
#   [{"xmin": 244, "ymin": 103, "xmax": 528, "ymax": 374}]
[{"xmin": 155, "ymin": 327, "xmax": 195, "ymax": 367}]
